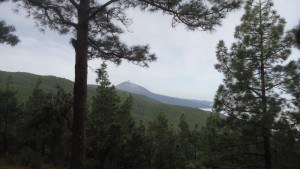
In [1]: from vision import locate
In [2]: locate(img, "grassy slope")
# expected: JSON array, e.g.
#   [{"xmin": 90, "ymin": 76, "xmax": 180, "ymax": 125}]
[{"xmin": 0, "ymin": 70, "xmax": 210, "ymax": 128}]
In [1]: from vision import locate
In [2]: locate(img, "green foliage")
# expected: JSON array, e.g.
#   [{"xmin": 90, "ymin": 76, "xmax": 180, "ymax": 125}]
[
  {"xmin": 199, "ymin": 113, "xmax": 224, "ymax": 167},
  {"xmin": 0, "ymin": 70, "xmax": 210, "ymax": 128},
  {"xmin": 283, "ymin": 60, "xmax": 300, "ymax": 112},
  {"xmin": 85, "ymin": 64, "xmax": 209, "ymax": 169},
  {"xmin": 86, "ymin": 62, "xmax": 147, "ymax": 169},
  {"xmin": 177, "ymin": 114, "xmax": 193, "ymax": 168},
  {"xmin": 0, "ymin": 71, "xmax": 75, "ymax": 102},
  {"xmin": 20, "ymin": 80, "xmax": 72, "ymax": 168},
  {"xmin": 271, "ymin": 60, "xmax": 300, "ymax": 169},
  {"xmin": 294, "ymin": 22, "xmax": 300, "ymax": 49},
  {"xmin": 0, "ymin": 20, "xmax": 19, "ymax": 46},
  {"xmin": 0, "ymin": 76, "xmax": 72, "ymax": 168},
  {"xmin": 130, "ymin": 92, "xmax": 209, "ymax": 128},
  {"xmin": 147, "ymin": 112, "xmax": 173, "ymax": 169},
  {"xmin": 3, "ymin": 64, "xmax": 298, "ymax": 169},
  {"xmin": 272, "ymin": 117, "xmax": 300, "ymax": 169},
  {"xmin": 0, "ymin": 76, "xmax": 21, "ymax": 158},
  {"xmin": 211, "ymin": 0, "xmax": 299, "ymax": 168},
  {"xmin": 0, "ymin": 0, "xmax": 19, "ymax": 46},
  {"xmin": 11, "ymin": 1, "xmax": 242, "ymax": 168},
  {"xmin": 145, "ymin": 112, "xmax": 206, "ymax": 169},
  {"xmin": 0, "ymin": 69, "xmax": 211, "ymax": 169}
]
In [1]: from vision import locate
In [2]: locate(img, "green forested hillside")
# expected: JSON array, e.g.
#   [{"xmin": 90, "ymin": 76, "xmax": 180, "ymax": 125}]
[{"xmin": 0, "ymin": 70, "xmax": 210, "ymax": 128}]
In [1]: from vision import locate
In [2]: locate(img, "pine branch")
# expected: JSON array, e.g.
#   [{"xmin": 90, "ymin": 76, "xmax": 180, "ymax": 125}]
[
  {"xmin": 137, "ymin": 0, "xmax": 241, "ymax": 30},
  {"xmin": 87, "ymin": 0, "xmax": 118, "ymax": 21},
  {"xmin": 26, "ymin": 0, "xmax": 77, "ymax": 27}
]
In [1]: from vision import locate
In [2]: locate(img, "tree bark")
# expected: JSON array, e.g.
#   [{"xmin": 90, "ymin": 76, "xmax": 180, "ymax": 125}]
[{"xmin": 71, "ymin": 1, "xmax": 89, "ymax": 169}]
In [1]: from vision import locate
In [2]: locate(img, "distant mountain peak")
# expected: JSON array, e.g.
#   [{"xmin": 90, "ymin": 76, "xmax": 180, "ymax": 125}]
[
  {"xmin": 116, "ymin": 81, "xmax": 213, "ymax": 108},
  {"xmin": 118, "ymin": 81, "xmax": 140, "ymax": 86},
  {"xmin": 116, "ymin": 81, "xmax": 152, "ymax": 95}
]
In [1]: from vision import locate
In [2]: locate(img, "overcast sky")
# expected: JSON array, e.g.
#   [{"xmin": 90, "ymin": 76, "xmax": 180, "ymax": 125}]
[{"xmin": 0, "ymin": 0, "xmax": 300, "ymax": 101}]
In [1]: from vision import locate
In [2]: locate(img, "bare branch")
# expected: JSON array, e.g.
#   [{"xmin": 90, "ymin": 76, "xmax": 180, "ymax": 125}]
[
  {"xmin": 69, "ymin": 0, "xmax": 79, "ymax": 9},
  {"xmin": 248, "ymin": 86, "xmax": 263, "ymax": 98}
]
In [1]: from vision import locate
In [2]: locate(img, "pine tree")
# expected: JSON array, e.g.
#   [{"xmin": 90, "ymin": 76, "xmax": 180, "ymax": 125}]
[
  {"xmin": 213, "ymin": 0, "xmax": 294, "ymax": 168},
  {"xmin": 272, "ymin": 116, "xmax": 300, "ymax": 169},
  {"xmin": 12, "ymin": 1, "xmax": 243, "ymax": 168},
  {"xmin": 116, "ymin": 95, "xmax": 135, "ymax": 132},
  {"xmin": 190, "ymin": 124, "xmax": 201, "ymax": 167},
  {"xmin": 148, "ymin": 112, "xmax": 171, "ymax": 169},
  {"xmin": 46, "ymin": 86, "xmax": 73, "ymax": 166},
  {"xmin": 87, "ymin": 62, "xmax": 118, "ymax": 169},
  {"xmin": 86, "ymin": 62, "xmax": 147, "ymax": 169},
  {"xmin": 22, "ymin": 80, "xmax": 73, "ymax": 167},
  {"xmin": 287, "ymin": 21, "xmax": 300, "ymax": 125},
  {"xmin": 274, "ymin": 58, "xmax": 300, "ymax": 169},
  {"xmin": 177, "ymin": 114, "xmax": 192, "ymax": 168},
  {"xmin": 23, "ymin": 79, "xmax": 46, "ymax": 156},
  {"xmin": 117, "ymin": 120, "xmax": 147, "ymax": 169},
  {"xmin": 0, "ymin": 76, "xmax": 20, "ymax": 158},
  {"xmin": 200, "ymin": 113, "xmax": 240, "ymax": 168}
]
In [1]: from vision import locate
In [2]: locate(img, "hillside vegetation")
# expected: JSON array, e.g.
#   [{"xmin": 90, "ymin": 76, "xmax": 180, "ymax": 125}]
[{"xmin": 0, "ymin": 70, "xmax": 210, "ymax": 128}]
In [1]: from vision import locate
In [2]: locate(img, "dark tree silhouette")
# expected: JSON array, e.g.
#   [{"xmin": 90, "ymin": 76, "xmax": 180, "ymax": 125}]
[{"xmin": 0, "ymin": 0, "xmax": 19, "ymax": 46}]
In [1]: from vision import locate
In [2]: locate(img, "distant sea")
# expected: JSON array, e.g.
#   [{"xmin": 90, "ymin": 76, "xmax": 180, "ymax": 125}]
[{"xmin": 199, "ymin": 108, "xmax": 212, "ymax": 112}]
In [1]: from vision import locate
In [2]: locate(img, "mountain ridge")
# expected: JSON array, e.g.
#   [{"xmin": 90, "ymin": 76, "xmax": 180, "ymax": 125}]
[
  {"xmin": 116, "ymin": 81, "xmax": 213, "ymax": 109},
  {"xmin": 0, "ymin": 70, "xmax": 210, "ymax": 128}
]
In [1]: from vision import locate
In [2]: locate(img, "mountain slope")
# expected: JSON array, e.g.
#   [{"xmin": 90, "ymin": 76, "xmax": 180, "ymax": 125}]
[
  {"xmin": 116, "ymin": 81, "xmax": 213, "ymax": 108},
  {"xmin": 116, "ymin": 81, "xmax": 152, "ymax": 95},
  {"xmin": 0, "ymin": 70, "xmax": 210, "ymax": 128}
]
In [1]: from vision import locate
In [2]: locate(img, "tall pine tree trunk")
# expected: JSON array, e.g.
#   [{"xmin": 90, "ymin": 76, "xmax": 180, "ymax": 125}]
[
  {"xmin": 261, "ymin": 58, "xmax": 271, "ymax": 169},
  {"xmin": 258, "ymin": 0, "xmax": 272, "ymax": 167},
  {"xmin": 71, "ymin": 1, "xmax": 89, "ymax": 169}
]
